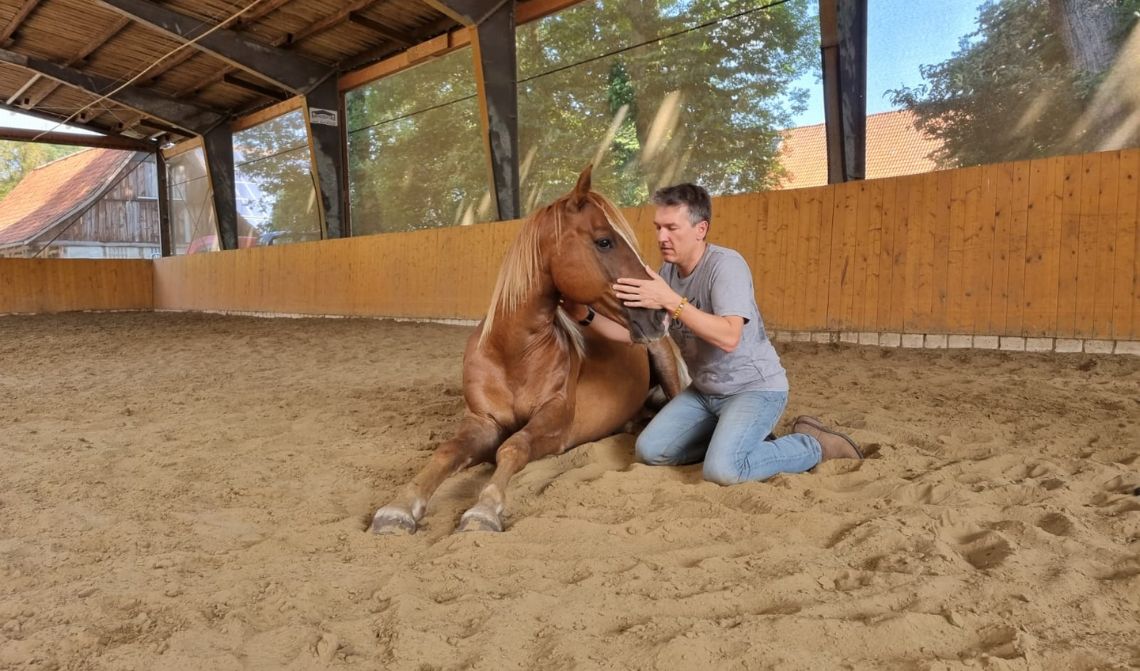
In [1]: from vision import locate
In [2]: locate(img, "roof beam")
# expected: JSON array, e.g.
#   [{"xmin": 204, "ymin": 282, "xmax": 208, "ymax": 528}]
[
  {"xmin": 347, "ymin": 11, "xmax": 415, "ymax": 47},
  {"xmin": 222, "ymin": 73, "xmax": 290, "ymax": 101},
  {"xmin": 10, "ymin": 16, "xmax": 132, "ymax": 112},
  {"xmin": 0, "ymin": 0, "xmax": 41, "ymax": 46},
  {"xmin": 96, "ymin": 0, "xmax": 331, "ymax": 95},
  {"xmin": 0, "ymin": 47, "xmax": 225, "ymax": 133},
  {"xmin": 0, "ymin": 98, "xmax": 152, "ymax": 138},
  {"xmin": 819, "ymin": 0, "xmax": 867, "ymax": 183},
  {"xmin": 422, "ymin": 0, "xmax": 506, "ymax": 26},
  {"xmin": 0, "ymin": 125, "xmax": 154, "ymax": 151}
]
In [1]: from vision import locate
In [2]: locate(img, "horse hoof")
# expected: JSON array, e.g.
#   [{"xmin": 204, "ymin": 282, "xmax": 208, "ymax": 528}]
[
  {"xmin": 457, "ymin": 508, "xmax": 503, "ymax": 533},
  {"xmin": 370, "ymin": 507, "xmax": 417, "ymax": 535}
]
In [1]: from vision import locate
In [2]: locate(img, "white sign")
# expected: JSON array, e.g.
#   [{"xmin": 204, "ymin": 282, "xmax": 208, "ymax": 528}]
[{"xmin": 309, "ymin": 108, "xmax": 338, "ymax": 127}]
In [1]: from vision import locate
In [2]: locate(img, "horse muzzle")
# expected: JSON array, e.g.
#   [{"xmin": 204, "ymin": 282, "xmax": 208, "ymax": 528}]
[{"xmin": 627, "ymin": 307, "xmax": 669, "ymax": 343}]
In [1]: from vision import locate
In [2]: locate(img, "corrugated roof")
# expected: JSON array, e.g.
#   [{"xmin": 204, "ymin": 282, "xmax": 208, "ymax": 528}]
[
  {"xmin": 777, "ymin": 109, "xmax": 944, "ymax": 188},
  {"xmin": 0, "ymin": 148, "xmax": 135, "ymax": 245}
]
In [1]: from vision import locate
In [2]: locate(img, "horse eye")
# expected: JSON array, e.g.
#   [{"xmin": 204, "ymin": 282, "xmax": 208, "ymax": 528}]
[{"xmin": 595, "ymin": 238, "xmax": 613, "ymax": 249}]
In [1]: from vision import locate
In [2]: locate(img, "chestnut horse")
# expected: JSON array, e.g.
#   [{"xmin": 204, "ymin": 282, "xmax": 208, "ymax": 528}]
[{"xmin": 371, "ymin": 167, "xmax": 683, "ymax": 534}]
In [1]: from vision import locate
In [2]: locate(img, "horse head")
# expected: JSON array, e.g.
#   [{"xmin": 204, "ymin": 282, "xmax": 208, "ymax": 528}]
[{"xmin": 546, "ymin": 166, "xmax": 668, "ymax": 344}]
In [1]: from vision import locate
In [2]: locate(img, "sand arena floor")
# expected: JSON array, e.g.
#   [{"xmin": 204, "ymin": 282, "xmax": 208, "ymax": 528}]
[{"xmin": 0, "ymin": 312, "xmax": 1138, "ymax": 670}]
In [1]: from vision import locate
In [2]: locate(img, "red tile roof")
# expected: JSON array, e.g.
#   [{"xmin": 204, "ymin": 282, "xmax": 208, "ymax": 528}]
[
  {"xmin": 776, "ymin": 109, "xmax": 944, "ymax": 188},
  {"xmin": 0, "ymin": 148, "xmax": 135, "ymax": 246}
]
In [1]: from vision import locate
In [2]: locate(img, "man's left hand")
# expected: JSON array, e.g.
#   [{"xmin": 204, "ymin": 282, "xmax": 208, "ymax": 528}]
[{"xmin": 614, "ymin": 265, "xmax": 681, "ymax": 311}]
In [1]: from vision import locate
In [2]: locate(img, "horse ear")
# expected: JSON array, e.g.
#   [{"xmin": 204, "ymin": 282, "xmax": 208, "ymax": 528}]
[{"xmin": 568, "ymin": 164, "xmax": 593, "ymax": 212}]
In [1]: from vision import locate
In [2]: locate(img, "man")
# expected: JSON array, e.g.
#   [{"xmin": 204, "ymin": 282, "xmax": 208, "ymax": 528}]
[{"xmin": 563, "ymin": 183, "xmax": 861, "ymax": 485}]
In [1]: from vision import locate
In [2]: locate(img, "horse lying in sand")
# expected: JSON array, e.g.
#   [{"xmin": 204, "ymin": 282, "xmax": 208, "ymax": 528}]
[{"xmin": 371, "ymin": 167, "xmax": 684, "ymax": 534}]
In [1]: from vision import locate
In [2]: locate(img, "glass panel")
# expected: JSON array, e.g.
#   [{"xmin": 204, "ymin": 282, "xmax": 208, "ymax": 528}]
[
  {"xmin": 516, "ymin": 0, "xmax": 819, "ymax": 207},
  {"xmin": 345, "ymin": 48, "xmax": 494, "ymax": 234},
  {"xmin": 879, "ymin": 0, "xmax": 1140, "ymax": 172},
  {"xmin": 235, "ymin": 111, "xmax": 323, "ymax": 246},
  {"xmin": 168, "ymin": 148, "xmax": 219, "ymax": 255}
]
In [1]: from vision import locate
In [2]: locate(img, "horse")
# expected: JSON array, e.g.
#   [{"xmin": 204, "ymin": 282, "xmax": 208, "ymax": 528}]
[{"xmin": 370, "ymin": 166, "xmax": 684, "ymax": 534}]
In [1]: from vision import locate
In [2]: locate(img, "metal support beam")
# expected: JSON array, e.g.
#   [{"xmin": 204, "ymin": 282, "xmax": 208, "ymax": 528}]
[
  {"xmin": 0, "ymin": 47, "xmax": 224, "ymax": 133},
  {"xmin": 97, "ymin": 0, "xmax": 331, "ymax": 95},
  {"xmin": 156, "ymin": 150, "xmax": 172, "ymax": 257},
  {"xmin": 302, "ymin": 78, "xmax": 347, "ymax": 239},
  {"xmin": 456, "ymin": 0, "xmax": 521, "ymax": 220},
  {"xmin": 819, "ymin": 0, "xmax": 867, "ymax": 183},
  {"xmin": 222, "ymin": 73, "xmax": 289, "ymax": 101},
  {"xmin": 203, "ymin": 125, "xmax": 238, "ymax": 251},
  {"xmin": 0, "ymin": 125, "xmax": 155, "ymax": 150}
]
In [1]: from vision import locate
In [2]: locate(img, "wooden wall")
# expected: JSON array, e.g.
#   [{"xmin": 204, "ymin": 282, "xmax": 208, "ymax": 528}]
[
  {"xmin": 0, "ymin": 259, "xmax": 153, "ymax": 314},
  {"xmin": 5, "ymin": 148, "xmax": 1136, "ymax": 341},
  {"xmin": 153, "ymin": 149, "xmax": 1139, "ymax": 341}
]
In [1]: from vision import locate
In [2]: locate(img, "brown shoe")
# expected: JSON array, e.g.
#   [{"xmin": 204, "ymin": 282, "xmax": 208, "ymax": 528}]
[{"xmin": 792, "ymin": 416, "xmax": 863, "ymax": 461}]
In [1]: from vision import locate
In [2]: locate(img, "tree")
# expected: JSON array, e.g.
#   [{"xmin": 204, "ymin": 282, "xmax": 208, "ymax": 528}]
[
  {"xmin": 0, "ymin": 141, "xmax": 83, "ymax": 200},
  {"xmin": 342, "ymin": 0, "xmax": 818, "ymax": 233},
  {"xmin": 890, "ymin": 0, "xmax": 1140, "ymax": 169}
]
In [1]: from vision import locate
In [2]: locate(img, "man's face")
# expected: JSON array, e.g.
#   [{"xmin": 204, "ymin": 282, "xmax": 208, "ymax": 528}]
[{"xmin": 654, "ymin": 204, "xmax": 707, "ymax": 265}]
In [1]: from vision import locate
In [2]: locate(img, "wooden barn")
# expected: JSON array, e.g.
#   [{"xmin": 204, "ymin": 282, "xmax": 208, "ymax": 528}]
[{"xmin": 0, "ymin": 148, "xmax": 158, "ymax": 259}]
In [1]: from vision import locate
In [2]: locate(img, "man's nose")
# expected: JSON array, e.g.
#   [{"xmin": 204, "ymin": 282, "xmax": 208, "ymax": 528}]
[{"xmin": 657, "ymin": 229, "xmax": 669, "ymax": 242}]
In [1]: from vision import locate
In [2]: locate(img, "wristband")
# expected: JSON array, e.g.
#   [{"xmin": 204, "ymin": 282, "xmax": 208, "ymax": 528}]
[
  {"xmin": 578, "ymin": 305, "xmax": 596, "ymax": 327},
  {"xmin": 672, "ymin": 297, "xmax": 688, "ymax": 320}
]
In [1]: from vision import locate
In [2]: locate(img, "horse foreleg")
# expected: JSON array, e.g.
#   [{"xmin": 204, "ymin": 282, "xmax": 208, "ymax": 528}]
[
  {"xmin": 371, "ymin": 415, "xmax": 502, "ymax": 535},
  {"xmin": 457, "ymin": 409, "xmax": 568, "ymax": 533}
]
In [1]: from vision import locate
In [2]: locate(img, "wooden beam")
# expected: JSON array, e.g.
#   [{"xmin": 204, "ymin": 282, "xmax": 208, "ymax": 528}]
[
  {"xmin": 223, "ymin": 73, "xmax": 290, "ymax": 101},
  {"xmin": 819, "ymin": 0, "xmax": 867, "ymax": 183},
  {"xmin": 0, "ymin": 125, "xmax": 154, "ymax": 150},
  {"xmin": 0, "ymin": 0, "xmax": 40, "ymax": 46},
  {"xmin": 0, "ymin": 98, "xmax": 143, "ymax": 137},
  {"xmin": 469, "ymin": 3, "xmax": 520, "ymax": 220},
  {"xmin": 202, "ymin": 125, "xmax": 238, "ymax": 250},
  {"xmin": 230, "ymin": 98, "xmax": 303, "ymax": 133},
  {"xmin": 12, "ymin": 17, "xmax": 132, "ymax": 114},
  {"xmin": 0, "ymin": 47, "xmax": 225, "ymax": 133},
  {"xmin": 422, "ymin": 0, "xmax": 503, "ymax": 26},
  {"xmin": 5, "ymin": 73, "xmax": 39, "ymax": 105},
  {"xmin": 303, "ymin": 78, "xmax": 347, "ymax": 238},
  {"xmin": 96, "ymin": 0, "xmax": 331, "ymax": 94},
  {"xmin": 347, "ymin": 11, "xmax": 415, "ymax": 47}
]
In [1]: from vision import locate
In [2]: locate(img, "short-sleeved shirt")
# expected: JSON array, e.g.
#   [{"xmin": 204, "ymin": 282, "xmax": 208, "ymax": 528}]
[{"xmin": 661, "ymin": 243, "xmax": 788, "ymax": 395}]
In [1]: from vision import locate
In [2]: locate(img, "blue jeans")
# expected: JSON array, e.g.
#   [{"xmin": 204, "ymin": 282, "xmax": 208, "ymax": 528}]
[{"xmin": 635, "ymin": 388, "xmax": 821, "ymax": 485}]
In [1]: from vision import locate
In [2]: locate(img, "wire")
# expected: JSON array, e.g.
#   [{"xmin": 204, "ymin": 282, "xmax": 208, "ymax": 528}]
[
  {"xmin": 347, "ymin": 0, "xmax": 800, "ymax": 136},
  {"xmin": 29, "ymin": 0, "xmax": 272, "ymax": 143}
]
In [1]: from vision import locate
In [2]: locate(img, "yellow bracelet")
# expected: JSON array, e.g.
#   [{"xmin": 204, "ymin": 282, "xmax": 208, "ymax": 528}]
[{"xmin": 672, "ymin": 297, "xmax": 688, "ymax": 320}]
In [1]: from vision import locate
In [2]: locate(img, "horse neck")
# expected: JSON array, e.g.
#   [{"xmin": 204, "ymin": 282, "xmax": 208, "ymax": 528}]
[{"xmin": 488, "ymin": 269, "xmax": 564, "ymax": 352}]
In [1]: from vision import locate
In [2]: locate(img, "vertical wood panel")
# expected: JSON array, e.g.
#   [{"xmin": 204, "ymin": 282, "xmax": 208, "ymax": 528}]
[
  {"xmin": 1115, "ymin": 149, "xmax": 1138, "ymax": 339},
  {"xmin": 1057, "ymin": 155, "xmax": 1084, "ymax": 337},
  {"xmin": 972, "ymin": 164, "xmax": 997, "ymax": 333},
  {"xmin": 862, "ymin": 180, "xmax": 883, "ymax": 330},
  {"xmin": 1092, "ymin": 152, "xmax": 1119, "ymax": 339},
  {"xmin": 812, "ymin": 187, "xmax": 836, "ymax": 329},
  {"xmin": 1005, "ymin": 160, "xmax": 1032, "ymax": 335}
]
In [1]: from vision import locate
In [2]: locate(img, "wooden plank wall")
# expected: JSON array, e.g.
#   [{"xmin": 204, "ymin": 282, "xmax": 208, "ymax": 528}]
[
  {"xmin": 14, "ymin": 147, "xmax": 1137, "ymax": 341},
  {"xmin": 0, "ymin": 259, "xmax": 153, "ymax": 314}
]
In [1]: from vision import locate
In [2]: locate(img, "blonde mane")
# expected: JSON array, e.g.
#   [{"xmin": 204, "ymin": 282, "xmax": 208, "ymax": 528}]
[{"xmin": 478, "ymin": 191, "xmax": 646, "ymax": 354}]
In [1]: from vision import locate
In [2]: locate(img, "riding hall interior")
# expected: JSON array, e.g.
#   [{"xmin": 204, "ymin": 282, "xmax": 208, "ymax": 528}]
[{"xmin": 2, "ymin": 0, "xmax": 1140, "ymax": 669}]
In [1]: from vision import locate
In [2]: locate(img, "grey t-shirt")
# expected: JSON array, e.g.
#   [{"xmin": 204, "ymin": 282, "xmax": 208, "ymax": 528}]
[{"xmin": 661, "ymin": 243, "xmax": 788, "ymax": 395}]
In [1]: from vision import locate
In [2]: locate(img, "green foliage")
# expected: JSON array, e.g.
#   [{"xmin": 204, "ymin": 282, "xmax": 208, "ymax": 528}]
[
  {"xmin": 890, "ymin": 0, "xmax": 1140, "ymax": 169},
  {"xmin": 339, "ymin": 0, "xmax": 817, "ymax": 233},
  {"xmin": 0, "ymin": 141, "xmax": 83, "ymax": 201}
]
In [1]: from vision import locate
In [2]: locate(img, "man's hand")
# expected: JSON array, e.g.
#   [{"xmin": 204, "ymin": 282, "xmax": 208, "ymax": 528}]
[{"xmin": 614, "ymin": 265, "xmax": 682, "ymax": 312}]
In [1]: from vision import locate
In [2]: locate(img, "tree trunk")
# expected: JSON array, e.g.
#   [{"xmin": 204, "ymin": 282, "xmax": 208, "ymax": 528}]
[{"xmin": 1048, "ymin": 0, "xmax": 1118, "ymax": 74}]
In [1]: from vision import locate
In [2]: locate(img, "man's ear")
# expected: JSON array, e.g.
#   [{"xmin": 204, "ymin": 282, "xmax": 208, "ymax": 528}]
[
  {"xmin": 696, "ymin": 220, "xmax": 709, "ymax": 240},
  {"xmin": 568, "ymin": 164, "xmax": 593, "ymax": 212}
]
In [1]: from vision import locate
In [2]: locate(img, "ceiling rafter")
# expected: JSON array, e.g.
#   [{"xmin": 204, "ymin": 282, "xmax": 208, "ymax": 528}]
[
  {"xmin": 134, "ymin": 0, "xmax": 297, "ymax": 88},
  {"xmin": 0, "ymin": 0, "xmax": 41, "ymax": 46},
  {"xmin": 0, "ymin": 46, "xmax": 224, "ymax": 133},
  {"xmin": 174, "ymin": 0, "xmax": 389, "ymax": 99},
  {"xmin": 12, "ymin": 16, "xmax": 132, "ymax": 110},
  {"xmin": 0, "ymin": 97, "xmax": 138, "ymax": 138},
  {"xmin": 96, "ymin": 0, "xmax": 331, "ymax": 95},
  {"xmin": 347, "ymin": 11, "xmax": 415, "ymax": 47}
]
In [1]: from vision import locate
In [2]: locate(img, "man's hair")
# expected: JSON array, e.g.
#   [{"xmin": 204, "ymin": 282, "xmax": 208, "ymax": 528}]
[{"xmin": 651, "ymin": 183, "xmax": 712, "ymax": 230}]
